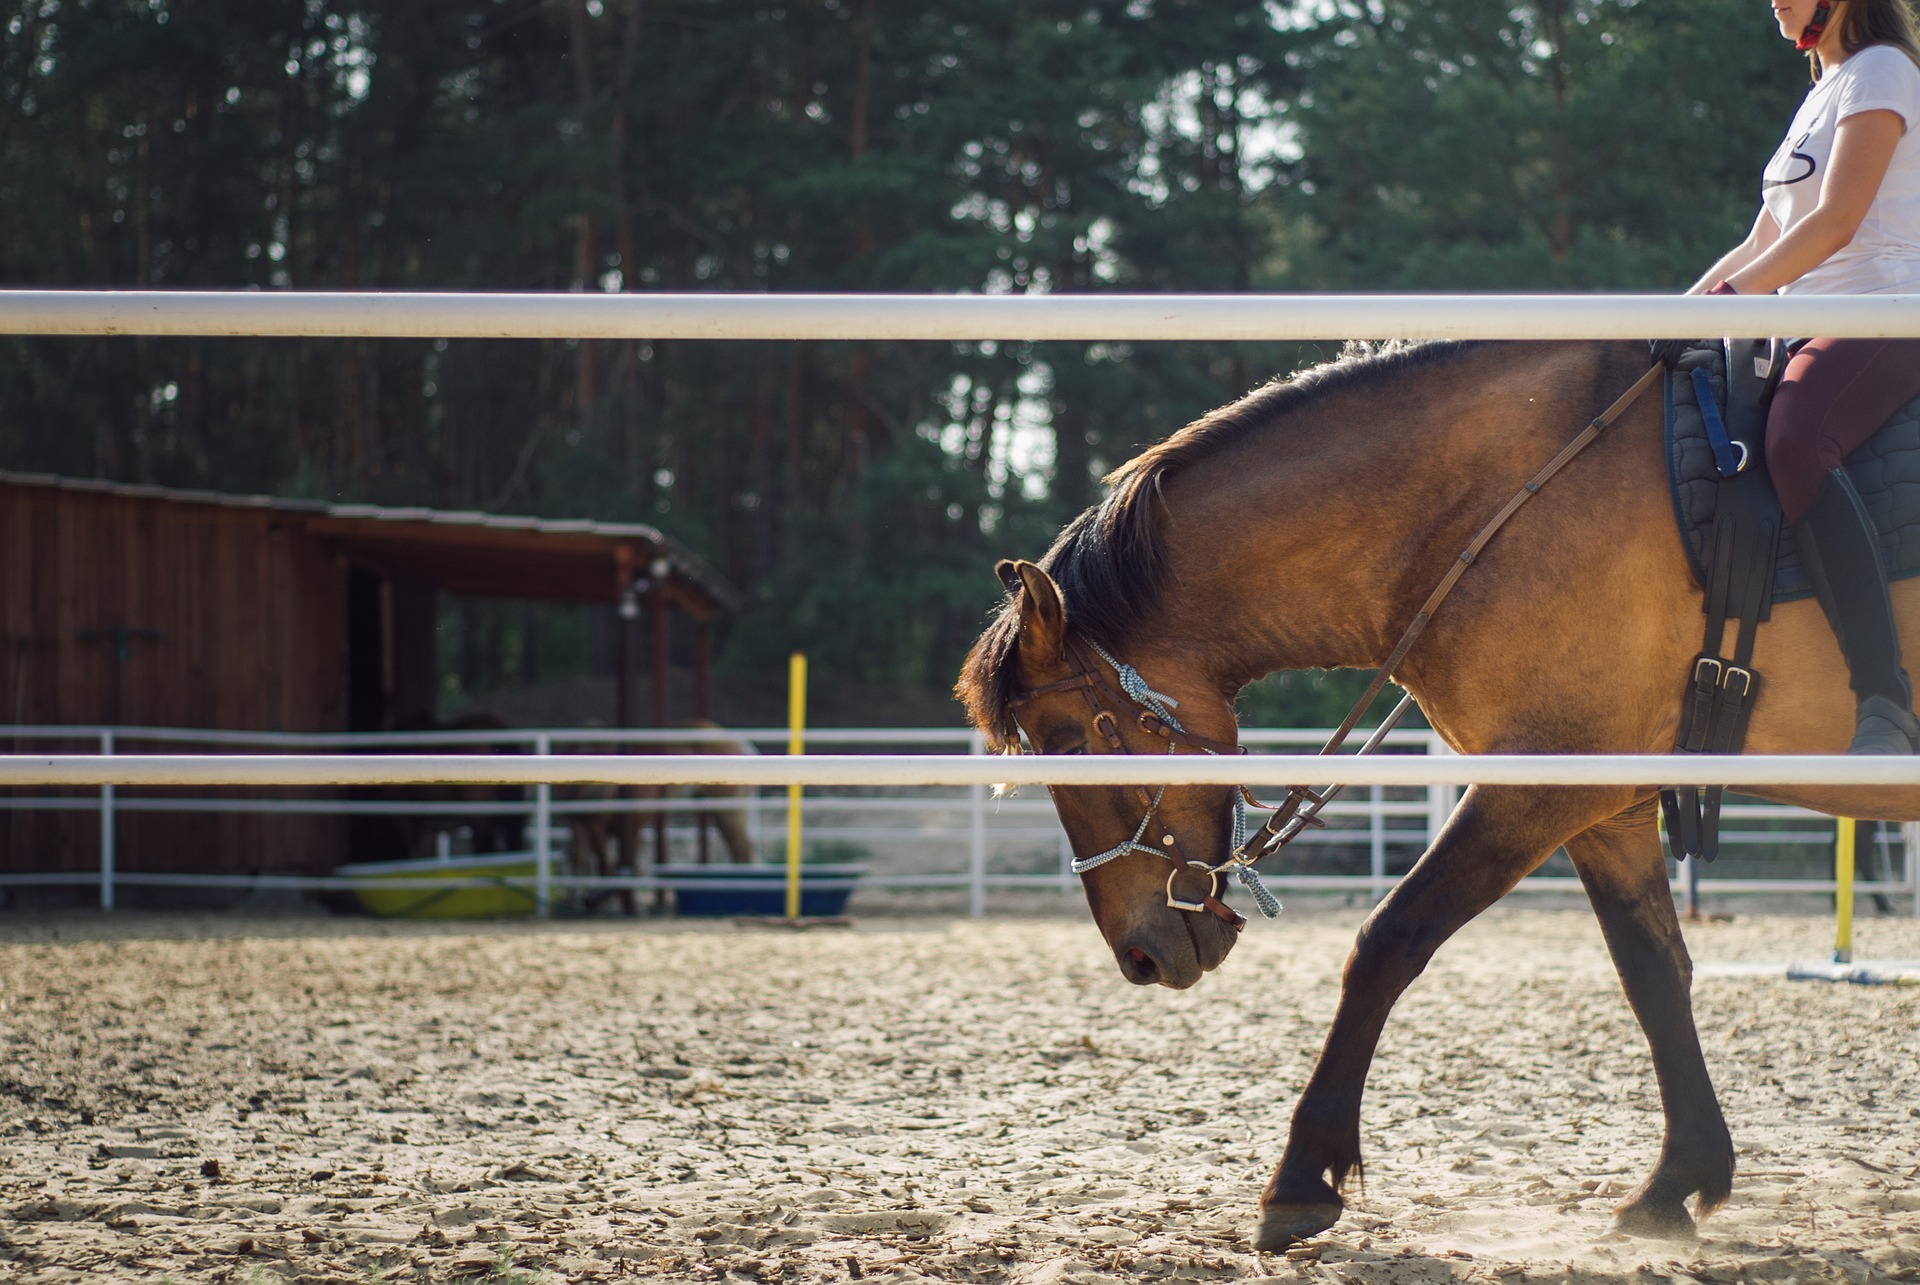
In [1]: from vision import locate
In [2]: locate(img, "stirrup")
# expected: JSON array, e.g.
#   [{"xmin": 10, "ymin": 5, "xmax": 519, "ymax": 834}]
[{"xmin": 1851, "ymin": 695, "xmax": 1920, "ymax": 755}]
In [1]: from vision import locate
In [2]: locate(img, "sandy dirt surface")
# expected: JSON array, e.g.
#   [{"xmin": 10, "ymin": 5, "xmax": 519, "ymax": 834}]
[{"xmin": 1, "ymin": 905, "xmax": 1918, "ymax": 1284}]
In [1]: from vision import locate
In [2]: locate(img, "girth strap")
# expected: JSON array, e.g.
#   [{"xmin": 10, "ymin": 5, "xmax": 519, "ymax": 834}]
[{"xmin": 1662, "ymin": 339, "xmax": 1783, "ymax": 864}]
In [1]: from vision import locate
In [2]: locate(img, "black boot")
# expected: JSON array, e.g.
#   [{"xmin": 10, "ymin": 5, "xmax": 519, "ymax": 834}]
[{"xmin": 1794, "ymin": 468, "xmax": 1920, "ymax": 754}]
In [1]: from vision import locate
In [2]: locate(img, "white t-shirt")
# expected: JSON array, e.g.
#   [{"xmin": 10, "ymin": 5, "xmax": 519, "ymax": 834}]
[{"xmin": 1761, "ymin": 43, "xmax": 1920, "ymax": 294}]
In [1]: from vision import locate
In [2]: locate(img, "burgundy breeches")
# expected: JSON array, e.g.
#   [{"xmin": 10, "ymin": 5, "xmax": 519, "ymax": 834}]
[{"xmin": 1765, "ymin": 336, "xmax": 1920, "ymax": 521}]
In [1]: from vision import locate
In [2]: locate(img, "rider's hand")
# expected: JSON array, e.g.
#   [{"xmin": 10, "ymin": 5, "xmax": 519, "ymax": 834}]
[
  {"xmin": 1651, "ymin": 281, "xmax": 1737, "ymax": 367},
  {"xmin": 1650, "ymin": 338, "xmax": 1694, "ymax": 368}
]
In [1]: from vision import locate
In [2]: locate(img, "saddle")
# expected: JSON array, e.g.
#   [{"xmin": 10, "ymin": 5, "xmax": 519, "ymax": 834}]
[
  {"xmin": 1660, "ymin": 341, "xmax": 1920, "ymax": 862},
  {"xmin": 1667, "ymin": 345, "xmax": 1920, "ymax": 600}
]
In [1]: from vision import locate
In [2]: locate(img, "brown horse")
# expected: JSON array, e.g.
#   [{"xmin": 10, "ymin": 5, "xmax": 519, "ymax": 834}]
[
  {"xmin": 957, "ymin": 339, "xmax": 1920, "ymax": 1250},
  {"xmin": 567, "ymin": 720, "xmax": 756, "ymax": 884}
]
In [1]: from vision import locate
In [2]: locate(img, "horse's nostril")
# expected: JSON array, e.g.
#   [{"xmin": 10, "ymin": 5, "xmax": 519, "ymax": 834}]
[{"xmin": 1120, "ymin": 945, "xmax": 1159, "ymax": 985}]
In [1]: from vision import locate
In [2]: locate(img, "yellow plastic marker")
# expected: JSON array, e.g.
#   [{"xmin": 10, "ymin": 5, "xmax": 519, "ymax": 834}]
[
  {"xmin": 785, "ymin": 652, "xmax": 807, "ymax": 920},
  {"xmin": 1835, "ymin": 815, "xmax": 1856, "ymax": 965}
]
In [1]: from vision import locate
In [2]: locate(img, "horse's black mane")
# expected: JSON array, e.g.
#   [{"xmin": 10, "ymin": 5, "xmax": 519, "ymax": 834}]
[{"xmin": 957, "ymin": 340, "xmax": 1485, "ymax": 746}]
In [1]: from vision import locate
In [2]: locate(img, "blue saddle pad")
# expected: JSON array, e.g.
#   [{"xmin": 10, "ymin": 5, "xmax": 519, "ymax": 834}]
[{"xmin": 1665, "ymin": 345, "xmax": 1920, "ymax": 602}]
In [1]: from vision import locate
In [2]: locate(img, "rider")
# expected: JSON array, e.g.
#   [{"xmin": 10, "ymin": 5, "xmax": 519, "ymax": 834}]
[{"xmin": 1691, "ymin": 0, "xmax": 1920, "ymax": 753}]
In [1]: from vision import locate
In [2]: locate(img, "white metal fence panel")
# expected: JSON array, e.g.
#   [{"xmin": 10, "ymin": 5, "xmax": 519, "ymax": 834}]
[{"xmin": 1, "ymin": 725, "xmax": 1909, "ymax": 914}]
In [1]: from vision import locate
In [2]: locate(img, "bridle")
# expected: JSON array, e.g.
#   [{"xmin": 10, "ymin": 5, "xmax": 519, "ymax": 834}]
[
  {"xmin": 1007, "ymin": 637, "xmax": 1279, "ymax": 927},
  {"xmin": 1003, "ymin": 360, "xmax": 1665, "ymax": 923}
]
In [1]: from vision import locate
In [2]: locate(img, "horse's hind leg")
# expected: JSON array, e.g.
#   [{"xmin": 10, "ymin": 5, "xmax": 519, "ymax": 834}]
[
  {"xmin": 709, "ymin": 790, "xmax": 754, "ymax": 864},
  {"xmin": 1257, "ymin": 784, "xmax": 1624, "ymax": 1251},
  {"xmin": 1565, "ymin": 799, "xmax": 1734, "ymax": 1238}
]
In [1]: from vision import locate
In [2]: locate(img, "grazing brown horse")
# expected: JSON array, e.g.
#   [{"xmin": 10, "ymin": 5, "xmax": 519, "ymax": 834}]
[
  {"xmin": 364, "ymin": 712, "xmax": 528, "ymax": 861},
  {"xmin": 567, "ymin": 720, "xmax": 756, "ymax": 883},
  {"xmin": 957, "ymin": 339, "xmax": 1920, "ymax": 1250}
]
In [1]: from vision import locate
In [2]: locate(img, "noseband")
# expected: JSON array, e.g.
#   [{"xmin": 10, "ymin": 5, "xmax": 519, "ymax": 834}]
[{"xmin": 1006, "ymin": 639, "xmax": 1284, "ymax": 924}]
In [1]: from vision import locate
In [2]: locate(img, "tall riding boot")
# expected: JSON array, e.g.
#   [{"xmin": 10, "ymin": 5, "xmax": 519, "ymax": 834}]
[{"xmin": 1793, "ymin": 468, "xmax": 1920, "ymax": 754}]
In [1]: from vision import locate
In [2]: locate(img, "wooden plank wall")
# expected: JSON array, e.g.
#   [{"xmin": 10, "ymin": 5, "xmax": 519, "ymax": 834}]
[{"xmin": 1, "ymin": 483, "xmax": 350, "ymax": 881}]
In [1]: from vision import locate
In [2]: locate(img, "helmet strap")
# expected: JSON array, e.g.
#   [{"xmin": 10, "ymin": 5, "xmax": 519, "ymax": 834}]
[{"xmin": 1797, "ymin": 0, "xmax": 1835, "ymax": 51}]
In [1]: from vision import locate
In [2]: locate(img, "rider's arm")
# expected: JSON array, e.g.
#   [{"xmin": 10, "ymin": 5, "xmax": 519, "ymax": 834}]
[
  {"xmin": 1689, "ymin": 208, "xmax": 1774, "ymax": 293},
  {"xmin": 1689, "ymin": 208, "xmax": 1781, "ymax": 295},
  {"xmin": 1721, "ymin": 108, "xmax": 1906, "ymax": 294}
]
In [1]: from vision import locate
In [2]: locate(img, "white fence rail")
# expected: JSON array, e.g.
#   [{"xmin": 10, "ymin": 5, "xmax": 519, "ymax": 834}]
[
  {"xmin": 14, "ymin": 750, "xmax": 1920, "ymax": 788},
  {"xmin": 6, "ymin": 291, "xmax": 1920, "ymax": 914},
  {"xmin": 6, "ymin": 290, "xmax": 1920, "ymax": 341},
  {"xmin": 2, "ymin": 726, "xmax": 1912, "ymax": 916}
]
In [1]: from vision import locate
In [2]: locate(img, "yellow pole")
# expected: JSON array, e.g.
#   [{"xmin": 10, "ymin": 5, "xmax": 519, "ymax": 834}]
[
  {"xmin": 785, "ymin": 652, "xmax": 807, "ymax": 920},
  {"xmin": 1835, "ymin": 815, "xmax": 1856, "ymax": 965}
]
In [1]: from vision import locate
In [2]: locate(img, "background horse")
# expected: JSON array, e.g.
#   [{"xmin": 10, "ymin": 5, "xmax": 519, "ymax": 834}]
[
  {"xmin": 957, "ymin": 339, "xmax": 1920, "ymax": 1250},
  {"xmin": 354, "ymin": 711, "xmax": 528, "ymax": 862},
  {"xmin": 568, "ymin": 720, "xmax": 756, "ymax": 910}
]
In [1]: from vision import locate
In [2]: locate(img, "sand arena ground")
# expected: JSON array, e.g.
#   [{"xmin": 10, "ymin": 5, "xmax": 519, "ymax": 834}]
[{"xmin": 1, "ymin": 905, "xmax": 1918, "ymax": 1283}]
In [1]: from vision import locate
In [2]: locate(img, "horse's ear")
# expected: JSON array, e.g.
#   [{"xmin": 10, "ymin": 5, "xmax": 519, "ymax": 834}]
[
  {"xmin": 994, "ymin": 559, "xmax": 1024, "ymax": 598},
  {"xmin": 1006, "ymin": 560, "xmax": 1067, "ymax": 667}
]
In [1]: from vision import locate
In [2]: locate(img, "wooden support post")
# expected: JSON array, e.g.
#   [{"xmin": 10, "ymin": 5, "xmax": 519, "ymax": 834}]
[
  {"xmin": 694, "ymin": 619, "xmax": 711, "ymax": 720},
  {"xmin": 614, "ymin": 548, "xmax": 637, "ymax": 732},
  {"xmin": 613, "ymin": 546, "xmax": 639, "ymax": 914},
  {"xmin": 651, "ymin": 574, "xmax": 669, "ymax": 866},
  {"xmin": 694, "ymin": 617, "xmax": 712, "ymax": 864}
]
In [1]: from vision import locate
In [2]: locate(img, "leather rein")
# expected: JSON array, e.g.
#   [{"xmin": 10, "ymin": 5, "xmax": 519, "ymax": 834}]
[{"xmin": 1006, "ymin": 361, "xmax": 1664, "ymax": 920}]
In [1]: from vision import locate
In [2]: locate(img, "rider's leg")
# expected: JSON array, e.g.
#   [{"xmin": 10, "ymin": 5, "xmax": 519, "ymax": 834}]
[{"xmin": 1767, "ymin": 337, "xmax": 1920, "ymax": 754}]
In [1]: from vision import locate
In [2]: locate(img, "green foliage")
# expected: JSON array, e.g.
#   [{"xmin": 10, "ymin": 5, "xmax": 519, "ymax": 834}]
[
  {"xmin": 803, "ymin": 840, "xmax": 872, "ymax": 866},
  {"xmin": 0, "ymin": 0, "xmax": 1814, "ymax": 717},
  {"xmin": 1271, "ymin": 0, "xmax": 1802, "ymax": 290},
  {"xmin": 1236, "ymin": 670, "xmax": 1427, "ymax": 731}
]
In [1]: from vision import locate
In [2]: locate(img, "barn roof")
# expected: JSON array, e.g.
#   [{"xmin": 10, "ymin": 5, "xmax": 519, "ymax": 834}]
[{"xmin": 0, "ymin": 470, "xmax": 741, "ymax": 617}]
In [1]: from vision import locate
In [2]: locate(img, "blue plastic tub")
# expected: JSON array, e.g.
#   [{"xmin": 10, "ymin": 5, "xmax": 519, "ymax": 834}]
[{"xmin": 657, "ymin": 863, "xmax": 866, "ymax": 918}]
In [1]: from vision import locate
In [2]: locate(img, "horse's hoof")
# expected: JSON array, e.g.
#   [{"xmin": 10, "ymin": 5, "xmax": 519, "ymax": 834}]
[
  {"xmin": 1612, "ymin": 1199, "xmax": 1698, "ymax": 1241},
  {"xmin": 1253, "ymin": 1200, "xmax": 1342, "ymax": 1251}
]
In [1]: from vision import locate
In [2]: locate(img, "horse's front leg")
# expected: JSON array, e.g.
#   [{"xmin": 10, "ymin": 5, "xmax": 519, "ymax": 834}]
[
  {"xmin": 1565, "ymin": 799, "xmax": 1734, "ymax": 1238},
  {"xmin": 1256, "ymin": 784, "xmax": 1627, "ymax": 1250}
]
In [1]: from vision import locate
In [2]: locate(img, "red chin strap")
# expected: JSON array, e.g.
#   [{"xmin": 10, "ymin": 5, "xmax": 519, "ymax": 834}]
[{"xmin": 1797, "ymin": 0, "xmax": 1834, "ymax": 51}]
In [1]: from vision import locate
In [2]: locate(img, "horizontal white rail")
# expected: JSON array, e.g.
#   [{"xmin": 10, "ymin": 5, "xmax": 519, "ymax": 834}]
[
  {"xmin": 6, "ymin": 290, "xmax": 1920, "ymax": 341},
  {"xmin": 0, "ymin": 723, "xmax": 1427, "ymax": 749},
  {"xmin": 4, "ymin": 752, "xmax": 1919, "ymax": 787},
  {"xmin": 2, "ymin": 869, "xmax": 1906, "ymax": 897}
]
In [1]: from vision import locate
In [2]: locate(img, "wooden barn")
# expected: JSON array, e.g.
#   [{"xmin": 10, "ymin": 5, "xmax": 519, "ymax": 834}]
[{"xmin": 0, "ymin": 470, "xmax": 738, "ymax": 897}]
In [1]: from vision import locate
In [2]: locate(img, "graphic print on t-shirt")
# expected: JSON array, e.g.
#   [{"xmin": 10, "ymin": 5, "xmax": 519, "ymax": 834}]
[
  {"xmin": 1764, "ymin": 131, "xmax": 1817, "ymax": 188},
  {"xmin": 1758, "ymin": 44, "xmax": 1920, "ymax": 293}
]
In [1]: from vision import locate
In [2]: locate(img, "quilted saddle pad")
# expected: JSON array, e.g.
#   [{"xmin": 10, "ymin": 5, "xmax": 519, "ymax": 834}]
[{"xmin": 1665, "ymin": 344, "xmax": 1920, "ymax": 602}]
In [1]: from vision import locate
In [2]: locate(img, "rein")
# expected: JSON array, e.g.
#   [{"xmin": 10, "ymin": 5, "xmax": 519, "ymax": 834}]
[{"xmin": 1009, "ymin": 360, "xmax": 1664, "ymax": 919}]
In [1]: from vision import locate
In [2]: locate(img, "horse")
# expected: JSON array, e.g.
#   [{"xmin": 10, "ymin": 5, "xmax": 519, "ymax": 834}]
[
  {"xmin": 354, "ymin": 712, "xmax": 528, "ymax": 863},
  {"xmin": 956, "ymin": 339, "xmax": 1920, "ymax": 1251},
  {"xmin": 567, "ymin": 720, "xmax": 756, "ymax": 907}
]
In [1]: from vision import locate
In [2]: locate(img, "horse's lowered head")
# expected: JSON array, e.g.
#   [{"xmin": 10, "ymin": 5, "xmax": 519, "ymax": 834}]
[{"xmin": 958, "ymin": 557, "xmax": 1247, "ymax": 989}]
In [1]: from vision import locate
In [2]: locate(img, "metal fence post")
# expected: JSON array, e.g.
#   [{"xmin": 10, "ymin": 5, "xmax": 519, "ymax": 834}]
[
  {"xmin": 1908, "ymin": 821, "xmax": 1920, "ymax": 918},
  {"xmin": 968, "ymin": 733, "xmax": 987, "ymax": 917},
  {"xmin": 1425, "ymin": 732, "xmax": 1452, "ymax": 849},
  {"xmin": 1369, "ymin": 783, "xmax": 1387, "ymax": 902},
  {"xmin": 99, "ymin": 729, "xmax": 115, "ymax": 911},
  {"xmin": 533, "ymin": 732, "xmax": 552, "ymax": 918}
]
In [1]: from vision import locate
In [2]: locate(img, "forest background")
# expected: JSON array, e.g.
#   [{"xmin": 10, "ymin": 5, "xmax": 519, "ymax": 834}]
[{"xmin": 0, "ymin": 0, "xmax": 1801, "ymax": 726}]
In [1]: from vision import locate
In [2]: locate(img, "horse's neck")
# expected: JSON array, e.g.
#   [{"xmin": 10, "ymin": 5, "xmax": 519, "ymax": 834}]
[{"xmin": 1145, "ymin": 342, "xmax": 1628, "ymax": 689}]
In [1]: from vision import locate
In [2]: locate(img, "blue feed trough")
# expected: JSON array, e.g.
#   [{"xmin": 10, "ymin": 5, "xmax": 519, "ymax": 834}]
[{"xmin": 657, "ymin": 863, "xmax": 866, "ymax": 918}]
